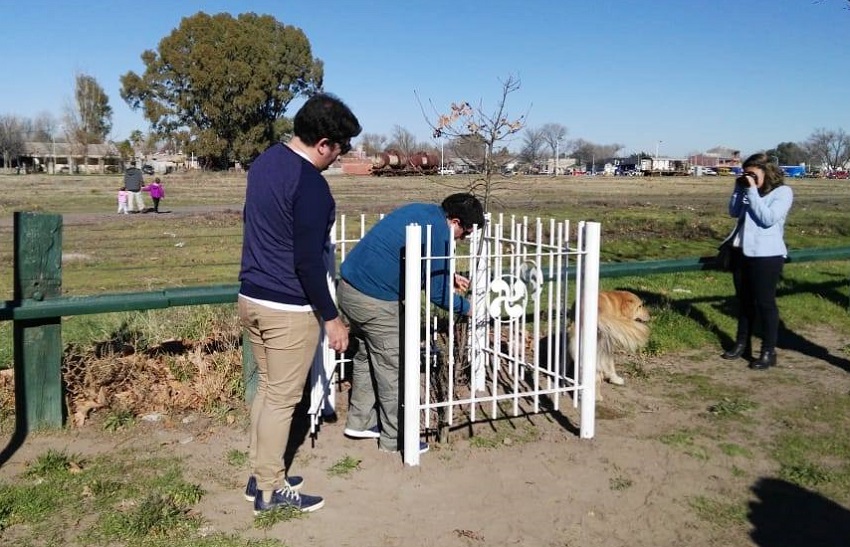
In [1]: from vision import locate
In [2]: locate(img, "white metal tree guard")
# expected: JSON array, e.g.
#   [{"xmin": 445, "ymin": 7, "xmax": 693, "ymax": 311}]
[{"xmin": 307, "ymin": 214, "xmax": 601, "ymax": 468}]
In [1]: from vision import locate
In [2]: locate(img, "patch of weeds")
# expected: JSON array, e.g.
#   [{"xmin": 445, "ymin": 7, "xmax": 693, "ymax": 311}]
[
  {"xmin": 327, "ymin": 456, "xmax": 361, "ymax": 478},
  {"xmin": 226, "ymin": 449, "xmax": 248, "ymax": 468},
  {"xmin": 103, "ymin": 408, "xmax": 135, "ymax": 431},
  {"xmin": 100, "ymin": 492, "xmax": 200, "ymax": 539},
  {"xmin": 253, "ymin": 505, "xmax": 302, "ymax": 529},
  {"xmin": 730, "ymin": 465, "xmax": 746, "ymax": 478},
  {"xmin": 469, "ymin": 422, "xmax": 541, "ymax": 449},
  {"xmin": 25, "ymin": 449, "xmax": 82, "ymax": 479},
  {"xmin": 663, "ymin": 373, "xmax": 744, "ymax": 403},
  {"xmin": 167, "ymin": 357, "xmax": 196, "ymax": 382},
  {"xmin": 659, "ymin": 429, "xmax": 709, "ymax": 461},
  {"xmin": 708, "ymin": 398, "xmax": 757, "ymax": 419},
  {"xmin": 688, "ymin": 495, "xmax": 748, "ymax": 526},
  {"xmin": 205, "ymin": 401, "xmax": 235, "ymax": 424},
  {"xmin": 619, "ymin": 360, "xmax": 652, "ymax": 381},
  {"xmin": 770, "ymin": 393, "xmax": 850, "ymax": 501},
  {"xmin": 779, "ymin": 462, "xmax": 833, "ymax": 488},
  {"xmin": 609, "ymin": 476, "xmax": 633, "ymax": 491},
  {"xmin": 0, "ymin": 482, "xmax": 58, "ymax": 529},
  {"xmin": 718, "ymin": 443, "xmax": 752, "ymax": 458}
]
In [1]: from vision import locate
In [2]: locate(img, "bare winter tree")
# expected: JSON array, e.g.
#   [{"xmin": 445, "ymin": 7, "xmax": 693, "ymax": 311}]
[
  {"xmin": 420, "ymin": 74, "xmax": 527, "ymax": 210},
  {"xmin": 518, "ymin": 127, "xmax": 545, "ymax": 167},
  {"xmin": 568, "ymin": 139, "xmax": 624, "ymax": 172},
  {"xmin": 540, "ymin": 123, "xmax": 568, "ymax": 175},
  {"xmin": 64, "ymin": 73, "xmax": 113, "ymax": 171},
  {"xmin": 0, "ymin": 114, "xmax": 25, "ymax": 173},
  {"xmin": 804, "ymin": 128, "xmax": 850, "ymax": 171},
  {"xmin": 388, "ymin": 125, "xmax": 419, "ymax": 158},
  {"xmin": 358, "ymin": 132, "xmax": 388, "ymax": 156}
]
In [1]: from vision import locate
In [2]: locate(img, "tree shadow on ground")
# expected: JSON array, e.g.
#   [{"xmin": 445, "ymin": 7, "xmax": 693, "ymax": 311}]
[{"xmin": 749, "ymin": 477, "xmax": 850, "ymax": 547}]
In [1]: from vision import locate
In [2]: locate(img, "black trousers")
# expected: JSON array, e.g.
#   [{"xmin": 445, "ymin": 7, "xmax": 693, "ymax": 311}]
[{"xmin": 729, "ymin": 248, "xmax": 785, "ymax": 352}]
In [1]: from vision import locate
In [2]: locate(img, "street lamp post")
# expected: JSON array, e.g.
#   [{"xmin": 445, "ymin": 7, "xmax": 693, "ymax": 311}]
[{"xmin": 554, "ymin": 139, "xmax": 560, "ymax": 176}]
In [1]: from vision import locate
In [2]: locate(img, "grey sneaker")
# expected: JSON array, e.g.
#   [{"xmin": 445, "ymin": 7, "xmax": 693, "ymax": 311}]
[
  {"xmin": 253, "ymin": 486, "xmax": 324, "ymax": 515},
  {"xmin": 343, "ymin": 425, "xmax": 381, "ymax": 439},
  {"xmin": 244, "ymin": 475, "xmax": 303, "ymax": 502}
]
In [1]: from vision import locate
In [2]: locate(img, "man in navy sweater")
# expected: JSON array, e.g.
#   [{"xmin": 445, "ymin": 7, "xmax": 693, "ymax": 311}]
[
  {"xmin": 238, "ymin": 94, "xmax": 360, "ymax": 515},
  {"xmin": 339, "ymin": 193, "xmax": 485, "ymax": 455}
]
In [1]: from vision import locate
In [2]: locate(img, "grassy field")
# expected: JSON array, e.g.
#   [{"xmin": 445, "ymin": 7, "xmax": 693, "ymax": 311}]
[{"xmin": 2, "ymin": 171, "xmax": 850, "ymax": 297}]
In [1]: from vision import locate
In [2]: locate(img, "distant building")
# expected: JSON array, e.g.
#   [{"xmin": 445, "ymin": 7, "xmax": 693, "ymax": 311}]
[
  {"xmin": 689, "ymin": 146, "xmax": 741, "ymax": 168},
  {"xmin": 15, "ymin": 141, "xmax": 122, "ymax": 174}
]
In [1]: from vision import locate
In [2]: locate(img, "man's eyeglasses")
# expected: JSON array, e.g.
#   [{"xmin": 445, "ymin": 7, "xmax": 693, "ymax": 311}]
[{"xmin": 337, "ymin": 140, "xmax": 351, "ymax": 155}]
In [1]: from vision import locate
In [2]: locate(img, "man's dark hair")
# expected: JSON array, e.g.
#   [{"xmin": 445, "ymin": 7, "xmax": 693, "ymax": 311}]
[
  {"xmin": 293, "ymin": 93, "xmax": 362, "ymax": 147},
  {"xmin": 441, "ymin": 193, "xmax": 485, "ymax": 229}
]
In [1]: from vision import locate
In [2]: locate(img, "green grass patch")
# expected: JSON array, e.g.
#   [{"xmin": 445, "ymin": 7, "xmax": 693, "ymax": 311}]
[
  {"xmin": 770, "ymin": 392, "xmax": 850, "ymax": 503},
  {"xmin": 469, "ymin": 421, "xmax": 541, "ymax": 449},
  {"xmin": 658, "ymin": 429, "xmax": 710, "ymax": 461},
  {"xmin": 707, "ymin": 397, "xmax": 758, "ymax": 419},
  {"xmin": 326, "ymin": 456, "xmax": 361, "ymax": 478},
  {"xmin": 718, "ymin": 443, "xmax": 753, "ymax": 458},
  {"xmin": 226, "ymin": 449, "xmax": 248, "ymax": 468},
  {"xmin": 687, "ymin": 495, "xmax": 748, "ymax": 527},
  {"xmin": 0, "ymin": 448, "xmax": 281, "ymax": 546},
  {"xmin": 253, "ymin": 505, "xmax": 303, "ymax": 529}
]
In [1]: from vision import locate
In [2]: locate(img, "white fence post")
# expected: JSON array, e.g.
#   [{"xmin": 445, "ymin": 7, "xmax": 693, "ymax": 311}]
[
  {"xmin": 403, "ymin": 224, "xmax": 422, "ymax": 466},
  {"xmin": 579, "ymin": 221, "xmax": 601, "ymax": 438}
]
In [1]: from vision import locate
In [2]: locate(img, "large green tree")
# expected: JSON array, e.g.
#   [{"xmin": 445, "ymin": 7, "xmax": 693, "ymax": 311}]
[
  {"xmin": 120, "ymin": 12, "xmax": 323, "ymax": 169},
  {"xmin": 765, "ymin": 141, "xmax": 809, "ymax": 166}
]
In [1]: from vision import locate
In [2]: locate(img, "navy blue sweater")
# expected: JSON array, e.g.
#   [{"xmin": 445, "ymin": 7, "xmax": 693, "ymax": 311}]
[{"xmin": 239, "ymin": 143, "xmax": 338, "ymax": 321}]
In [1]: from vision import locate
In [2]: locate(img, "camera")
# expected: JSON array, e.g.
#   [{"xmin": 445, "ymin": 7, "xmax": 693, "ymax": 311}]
[{"xmin": 736, "ymin": 171, "xmax": 757, "ymax": 188}]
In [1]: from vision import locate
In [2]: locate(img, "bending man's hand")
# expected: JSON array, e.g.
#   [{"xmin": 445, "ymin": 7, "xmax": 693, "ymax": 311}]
[
  {"xmin": 325, "ymin": 317, "xmax": 349, "ymax": 354},
  {"xmin": 454, "ymin": 273, "xmax": 470, "ymax": 293}
]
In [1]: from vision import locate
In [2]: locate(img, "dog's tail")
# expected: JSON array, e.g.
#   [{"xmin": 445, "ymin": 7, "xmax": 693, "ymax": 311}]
[{"xmin": 597, "ymin": 315, "xmax": 650, "ymax": 355}]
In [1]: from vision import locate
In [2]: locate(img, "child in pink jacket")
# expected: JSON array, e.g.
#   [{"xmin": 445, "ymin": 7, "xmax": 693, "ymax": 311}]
[
  {"xmin": 143, "ymin": 177, "xmax": 165, "ymax": 213},
  {"xmin": 117, "ymin": 187, "xmax": 129, "ymax": 214}
]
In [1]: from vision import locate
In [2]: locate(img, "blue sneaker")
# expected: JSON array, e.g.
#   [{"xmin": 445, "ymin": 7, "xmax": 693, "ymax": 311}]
[
  {"xmin": 253, "ymin": 486, "xmax": 324, "ymax": 515},
  {"xmin": 244, "ymin": 475, "xmax": 303, "ymax": 502},
  {"xmin": 343, "ymin": 425, "xmax": 381, "ymax": 439}
]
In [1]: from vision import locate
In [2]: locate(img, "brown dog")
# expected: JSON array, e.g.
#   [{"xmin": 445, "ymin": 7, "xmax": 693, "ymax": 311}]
[{"xmin": 569, "ymin": 290, "xmax": 650, "ymax": 397}]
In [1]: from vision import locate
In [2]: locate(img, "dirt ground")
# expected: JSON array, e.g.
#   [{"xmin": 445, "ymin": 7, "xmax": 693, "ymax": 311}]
[{"xmin": 2, "ymin": 325, "xmax": 849, "ymax": 547}]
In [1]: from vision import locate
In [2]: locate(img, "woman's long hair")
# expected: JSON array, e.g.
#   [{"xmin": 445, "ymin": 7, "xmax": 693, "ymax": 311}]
[{"xmin": 742, "ymin": 153, "xmax": 785, "ymax": 196}]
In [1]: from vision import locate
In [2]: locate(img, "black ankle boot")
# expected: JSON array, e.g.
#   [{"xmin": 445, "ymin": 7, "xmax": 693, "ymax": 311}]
[
  {"xmin": 721, "ymin": 342, "xmax": 748, "ymax": 360},
  {"xmin": 749, "ymin": 350, "xmax": 777, "ymax": 370}
]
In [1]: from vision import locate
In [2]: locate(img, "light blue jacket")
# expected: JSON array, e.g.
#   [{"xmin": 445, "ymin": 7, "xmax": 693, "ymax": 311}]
[{"xmin": 725, "ymin": 184, "xmax": 793, "ymax": 258}]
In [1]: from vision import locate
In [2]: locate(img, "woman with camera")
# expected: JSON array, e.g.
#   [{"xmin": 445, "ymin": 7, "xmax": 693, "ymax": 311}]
[{"xmin": 720, "ymin": 153, "xmax": 794, "ymax": 369}]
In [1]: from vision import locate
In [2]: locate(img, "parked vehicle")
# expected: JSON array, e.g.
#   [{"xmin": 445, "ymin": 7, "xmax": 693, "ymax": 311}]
[{"xmin": 142, "ymin": 165, "xmax": 155, "ymax": 175}]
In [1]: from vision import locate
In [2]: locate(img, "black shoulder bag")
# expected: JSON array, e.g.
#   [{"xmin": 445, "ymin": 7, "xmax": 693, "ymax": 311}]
[{"xmin": 716, "ymin": 215, "xmax": 744, "ymax": 271}]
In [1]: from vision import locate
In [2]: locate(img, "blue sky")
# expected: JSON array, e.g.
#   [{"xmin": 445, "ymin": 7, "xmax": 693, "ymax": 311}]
[{"xmin": 2, "ymin": 0, "xmax": 848, "ymax": 158}]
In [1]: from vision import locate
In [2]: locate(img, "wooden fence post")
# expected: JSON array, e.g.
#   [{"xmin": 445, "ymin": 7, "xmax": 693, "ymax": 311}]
[{"xmin": 13, "ymin": 212, "xmax": 64, "ymax": 431}]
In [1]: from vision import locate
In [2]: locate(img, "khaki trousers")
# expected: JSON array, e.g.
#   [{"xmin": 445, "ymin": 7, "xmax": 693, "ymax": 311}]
[{"xmin": 239, "ymin": 296, "xmax": 320, "ymax": 492}]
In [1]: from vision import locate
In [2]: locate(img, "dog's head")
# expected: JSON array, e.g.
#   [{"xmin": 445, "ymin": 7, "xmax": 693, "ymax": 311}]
[{"xmin": 600, "ymin": 290, "xmax": 650, "ymax": 323}]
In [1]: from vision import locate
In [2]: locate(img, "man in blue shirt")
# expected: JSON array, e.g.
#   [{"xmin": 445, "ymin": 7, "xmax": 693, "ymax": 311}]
[
  {"xmin": 339, "ymin": 193, "xmax": 485, "ymax": 455},
  {"xmin": 238, "ymin": 94, "xmax": 360, "ymax": 514}
]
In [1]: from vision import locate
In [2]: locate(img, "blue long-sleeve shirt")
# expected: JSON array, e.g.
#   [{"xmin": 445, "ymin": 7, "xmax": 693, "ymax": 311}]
[
  {"xmin": 340, "ymin": 203, "xmax": 469, "ymax": 314},
  {"xmin": 239, "ymin": 143, "xmax": 338, "ymax": 320}
]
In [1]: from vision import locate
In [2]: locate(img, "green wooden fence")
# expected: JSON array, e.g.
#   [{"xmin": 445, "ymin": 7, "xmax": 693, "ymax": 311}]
[{"xmin": 3, "ymin": 212, "xmax": 850, "ymax": 431}]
